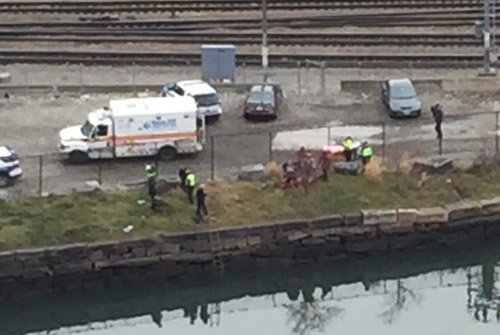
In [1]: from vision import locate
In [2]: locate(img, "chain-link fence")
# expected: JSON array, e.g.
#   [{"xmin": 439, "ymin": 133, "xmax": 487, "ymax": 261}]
[
  {"xmin": 1, "ymin": 62, "xmax": 441, "ymax": 99},
  {"xmin": 4, "ymin": 110, "xmax": 499, "ymax": 198}
]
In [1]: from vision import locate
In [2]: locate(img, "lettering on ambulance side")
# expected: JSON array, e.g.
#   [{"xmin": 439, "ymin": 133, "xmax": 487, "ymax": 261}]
[{"xmin": 142, "ymin": 118, "xmax": 177, "ymax": 131}]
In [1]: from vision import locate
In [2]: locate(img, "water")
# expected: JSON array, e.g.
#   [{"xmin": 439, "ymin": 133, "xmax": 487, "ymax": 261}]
[{"xmin": 3, "ymin": 240, "xmax": 500, "ymax": 335}]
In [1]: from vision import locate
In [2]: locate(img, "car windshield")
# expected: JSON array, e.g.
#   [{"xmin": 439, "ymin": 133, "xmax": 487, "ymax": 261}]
[
  {"xmin": 248, "ymin": 90, "xmax": 274, "ymax": 105},
  {"xmin": 194, "ymin": 94, "xmax": 219, "ymax": 107},
  {"xmin": 80, "ymin": 120, "xmax": 94, "ymax": 137},
  {"xmin": 0, "ymin": 153, "xmax": 15, "ymax": 163},
  {"xmin": 391, "ymin": 83, "xmax": 417, "ymax": 99}
]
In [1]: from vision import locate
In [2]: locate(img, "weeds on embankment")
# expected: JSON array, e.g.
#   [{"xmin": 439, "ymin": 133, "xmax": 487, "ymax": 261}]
[{"xmin": 1, "ymin": 159, "xmax": 500, "ymax": 251}]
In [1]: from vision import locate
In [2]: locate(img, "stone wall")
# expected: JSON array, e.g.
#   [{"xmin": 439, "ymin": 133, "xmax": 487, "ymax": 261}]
[{"xmin": 2, "ymin": 198, "xmax": 500, "ymax": 298}]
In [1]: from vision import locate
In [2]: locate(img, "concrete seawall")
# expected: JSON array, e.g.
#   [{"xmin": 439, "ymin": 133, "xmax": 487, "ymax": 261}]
[{"xmin": 2, "ymin": 198, "xmax": 500, "ymax": 298}]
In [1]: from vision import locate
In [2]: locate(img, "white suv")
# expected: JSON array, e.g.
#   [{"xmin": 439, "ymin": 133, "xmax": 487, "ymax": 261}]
[{"xmin": 163, "ymin": 80, "xmax": 222, "ymax": 122}]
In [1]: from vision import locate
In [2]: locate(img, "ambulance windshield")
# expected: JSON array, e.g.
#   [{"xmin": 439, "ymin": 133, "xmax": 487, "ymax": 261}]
[{"xmin": 81, "ymin": 120, "xmax": 94, "ymax": 137}]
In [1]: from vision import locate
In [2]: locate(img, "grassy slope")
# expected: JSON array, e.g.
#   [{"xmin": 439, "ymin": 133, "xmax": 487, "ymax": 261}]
[{"xmin": 1, "ymin": 167, "xmax": 500, "ymax": 251}]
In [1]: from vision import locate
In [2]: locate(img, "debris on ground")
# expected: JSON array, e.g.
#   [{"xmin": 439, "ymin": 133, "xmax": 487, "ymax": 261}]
[
  {"xmin": 412, "ymin": 155, "xmax": 454, "ymax": 174},
  {"xmin": 0, "ymin": 72, "xmax": 11, "ymax": 83},
  {"xmin": 332, "ymin": 160, "xmax": 363, "ymax": 176},
  {"xmin": 239, "ymin": 163, "xmax": 267, "ymax": 181},
  {"xmin": 123, "ymin": 225, "xmax": 134, "ymax": 233}
]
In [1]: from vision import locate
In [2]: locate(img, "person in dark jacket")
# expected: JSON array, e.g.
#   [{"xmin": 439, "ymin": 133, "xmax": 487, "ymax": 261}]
[
  {"xmin": 318, "ymin": 147, "xmax": 332, "ymax": 182},
  {"xmin": 431, "ymin": 103, "xmax": 444, "ymax": 139},
  {"xmin": 195, "ymin": 184, "xmax": 208, "ymax": 218},
  {"xmin": 178, "ymin": 167, "xmax": 187, "ymax": 190},
  {"xmin": 145, "ymin": 163, "xmax": 158, "ymax": 210}
]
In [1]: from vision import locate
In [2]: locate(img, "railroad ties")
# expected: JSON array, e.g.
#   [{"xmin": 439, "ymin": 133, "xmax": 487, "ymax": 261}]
[
  {"xmin": 0, "ymin": 50, "xmax": 485, "ymax": 68},
  {"xmin": 0, "ymin": 0, "xmax": 487, "ymax": 15},
  {"xmin": 0, "ymin": 0, "xmax": 492, "ymax": 68}
]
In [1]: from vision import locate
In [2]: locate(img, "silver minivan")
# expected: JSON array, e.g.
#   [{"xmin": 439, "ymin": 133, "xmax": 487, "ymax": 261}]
[{"xmin": 381, "ymin": 78, "xmax": 422, "ymax": 118}]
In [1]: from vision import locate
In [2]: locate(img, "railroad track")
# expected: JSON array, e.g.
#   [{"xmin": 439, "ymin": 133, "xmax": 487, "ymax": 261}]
[
  {"xmin": 0, "ymin": 50, "xmax": 485, "ymax": 68},
  {"xmin": 0, "ymin": 9, "xmax": 488, "ymax": 30},
  {"xmin": 0, "ymin": 30, "xmax": 483, "ymax": 47},
  {"xmin": 0, "ymin": 0, "xmax": 486, "ymax": 14}
]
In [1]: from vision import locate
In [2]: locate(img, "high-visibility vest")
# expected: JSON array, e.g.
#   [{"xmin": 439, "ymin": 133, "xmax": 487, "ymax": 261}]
[
  {"xmin": 361, "ymin": 146, "xmax": 373, "ymax": 157},
  {"xmin": 343, "ymin": 138, "xmax": 354, "ymax": 150},
  {"xmin": 145, "ymin": 164, "xmax": 157, "ymax": 178},
  {"xmin": 185, "ymin": 173, "xmax": 197, "ymax": 187}
]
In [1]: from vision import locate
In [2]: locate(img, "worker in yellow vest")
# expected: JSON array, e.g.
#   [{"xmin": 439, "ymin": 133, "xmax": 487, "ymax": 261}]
[
  {"xmin": 184, "ymin": 170, "xmax": 198, "ymax": 204},
  {"xmin": 359, "ymin": 141, "xmax": 374, "ymax": 166},
  {"xmin": 342, "ymin": 136, "xmax": 354, "ymax": 162}
]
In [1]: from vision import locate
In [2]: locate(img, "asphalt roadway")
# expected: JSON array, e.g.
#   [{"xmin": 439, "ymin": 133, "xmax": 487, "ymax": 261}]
[{"xmin": 1, "ymin": 66, "xmax": 499, "ymax": 198}]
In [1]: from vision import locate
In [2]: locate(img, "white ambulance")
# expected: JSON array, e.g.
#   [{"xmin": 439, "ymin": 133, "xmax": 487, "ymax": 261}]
[{"xmin": 58, "ymin": 96, "xmax": 204, "ymax": 164}]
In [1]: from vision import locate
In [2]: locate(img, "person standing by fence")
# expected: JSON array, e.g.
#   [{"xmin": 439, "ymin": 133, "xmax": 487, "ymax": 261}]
[
  {"xmin": 431, "ymin": 104, "xmax": 444, "ymax": 139},
  {"xmin": 178, "ymin": 167, "xmax": 188, "ymax": 191},
  {"xmin": 342, "ymin": 135, "xmax": 355, "ymax": 161},
  {"xmin": 185, "ymin": 170, "xmax": 197, "ymax": 204},
  {"xmin": 145, "ymin": 163, "xmax": 158, "ymax": 211},
  {"xmin": 359, "ymin": 141, "xmax": 373, "ymax": 166},
  {"xmin": 195, "ymin": 184, "xmax": 208, "ymax": 220},
  {"xmin": 318, "ymin": 146, "xmax": 332, "ymax": 182}
]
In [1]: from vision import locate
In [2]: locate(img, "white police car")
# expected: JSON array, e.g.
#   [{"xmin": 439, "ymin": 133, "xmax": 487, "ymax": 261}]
[{"xmin": 0, "ymin": 146, "xmax": 22, "ymax": 188}]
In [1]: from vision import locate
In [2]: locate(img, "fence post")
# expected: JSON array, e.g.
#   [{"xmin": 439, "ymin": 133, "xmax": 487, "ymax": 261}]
[
  {"xmin": 496, "ymin": 111, "xmax": 499, "ymax": 154},
  {"xmin": 154, "ymin": 142, "xmax": 159, "ymax": 172},
  {"xmin": 297, "ymin": 61, "xmax": 302, "ymax": 96},
  {"xmin": 268, "ymin": 131, "xmax": 273, "ymax": 161},
  {"xmin": 438, "ymin": 138, "xmax": 443, "ymax": 155},
  {"xmin": 24, "ymin": 72, "xmax": 28, "ymax": 96},
  {"xmin": 242, "ymin": 62, "xmax": 246, "ymax": 84},
  {"xmin": 327, "ymin": 126, "xmax": 331, "ymax": 145},
  {"xmin": 382, "ymin": 122, "xmax": 386, "ymax": 164},
  {"xmin": 79, "ymin": 64, "xmax": 84, "ymax": 94},
  {"xmin": 320, "ymin": 62, "xmax": 326, "ymax": 95},
  {"xmin": 38, "ymin": 155, "xmax": 43, "ymax": 196},
  {"xmin": 132, "ymin": 62, "xmax": 137, "ymax": 95},
  {"xmin": 210, "ymin": 135, "xmax": 215, "ymax": 180},
  {"xmin": 97, "ymin": 163, "xmax": 102, "ymax": 185}
]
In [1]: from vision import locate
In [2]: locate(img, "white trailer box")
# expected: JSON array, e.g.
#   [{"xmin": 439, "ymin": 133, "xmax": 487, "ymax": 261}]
[{"xmin": 58, "ymin": 96, "xmax": 203, "ymax": 163}]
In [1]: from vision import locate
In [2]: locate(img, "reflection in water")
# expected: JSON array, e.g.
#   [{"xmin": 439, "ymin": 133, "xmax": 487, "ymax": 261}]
[
  {"xmin": 285, "ymin": 302, "xmax": 343, "ymax": 335},
  {"xmin": 179, "ymin": 303, "xmax": 221, "ymax": 327},
  {"xmin": 379, "ymin": 279, "xmax": 422, "ymax": 324},
  {"xmin": 284, "ymin": 288, "xmax": 343, "ymax": 335},
  {"xmin": 5, "ymin": 240, "xmax": 500, "ymax": 334},
  {"xmin": 150, "ymin": 310, "xmax": 162, "ymax": 328},
  {"xmin": 469, "ymin": 262, "xmax": 500, "ymax": 323}
]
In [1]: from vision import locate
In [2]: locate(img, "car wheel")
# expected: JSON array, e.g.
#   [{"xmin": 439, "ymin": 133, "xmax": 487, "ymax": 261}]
[
  {"xmin": 158, "ymin": 146, "xmax": 177, "ymax": 161},
  {"xmin": 0, "ymin": 174, "xmax": 11, "ymax": 188},
  {"xmin": 68, "ymin": 151, "xmax": 89, "ymax": 164}
]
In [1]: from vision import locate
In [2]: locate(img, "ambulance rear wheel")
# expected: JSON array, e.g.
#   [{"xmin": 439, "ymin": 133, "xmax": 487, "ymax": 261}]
[
  {"xmin": 68, "ymin": 151, "xmax": 89, "ymax": 164},
  {"xmin": 158, "ymin": 146, "xmax": 177, "ymax": 161}
]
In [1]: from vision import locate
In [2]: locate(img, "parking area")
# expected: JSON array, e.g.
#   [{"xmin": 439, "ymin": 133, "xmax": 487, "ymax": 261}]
[{"xmin": 1, "ymin": 65, "xmax": 500, "ymax": 197}]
